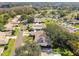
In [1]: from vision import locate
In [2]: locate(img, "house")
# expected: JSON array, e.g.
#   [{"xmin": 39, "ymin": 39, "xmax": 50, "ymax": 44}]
[
  {"xmin": 34, "ymin": 18, "xmax": 44, "ymax": 23},
  {"xmin": 31, "ymin": 23, "xmax": 46, "ymax": 30},
  {"xmin": 4, "ymin": 22, "xmax": 13, "ymax": 36},
  {"xmin": 4, "ymin": 15, "xmax": 22, "ymax": 36},
  {"xmin": 6, "ymin": 31, "xmax": 12, "ymax": 36},
  {"xmin": 4, "ymin": 22, "xmax": 13, "ymax": 31},
  {"xmin": 11, "ymin": 15, "xmax": 21, "ymax": 26},
  {"xmin": 34, "ymin": 14, "xmax": 43, "ymax": 18},
  {"xmin": 34, "ymin": 14, "xmax": 41, "ymax": 17},
  {"xmin": 69, "ymin": 19, "xmax": 79, "ymax": 24},
  {"xmin": 0, "ymin": 32, "xmax": 9, "ymax": 44},
  {"xmin": 4, "ymin": 15, "xmax": 21, "ymax": 30},
  {"xmin": 35, "ymin": 31, "xmax": 49, "ymax": 46}
]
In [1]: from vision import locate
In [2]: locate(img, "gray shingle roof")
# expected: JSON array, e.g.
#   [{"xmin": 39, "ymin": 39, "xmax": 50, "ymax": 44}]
[
  {"xmin": 34, "ymin": 18, "xmax": 43, "ymax": 23},
  {"xmin": 35, "ymin": 31, "xmax": 49, "ymax": 46},
  {"xmin": 0, "ymin": 32, "xmax": 9, "ymax": 44},
  {"xmin": 69, "ymin": 19, "xmax": 79, "ymax": 24}
]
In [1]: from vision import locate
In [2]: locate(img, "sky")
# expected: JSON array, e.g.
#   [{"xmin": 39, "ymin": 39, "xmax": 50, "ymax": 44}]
[{"xmin": 0, "ymin": 0, "xmax": 79, "ymax": 2}]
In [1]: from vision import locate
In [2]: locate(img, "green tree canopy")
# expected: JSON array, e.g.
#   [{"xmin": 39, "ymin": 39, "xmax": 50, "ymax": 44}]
[
  {"xmin": 15, "ymin": 36, "xmax": 41, "ymax": 56},
  {"xmin": 46, "ymin": 23, "xmax": 79, "ymax": 56}
]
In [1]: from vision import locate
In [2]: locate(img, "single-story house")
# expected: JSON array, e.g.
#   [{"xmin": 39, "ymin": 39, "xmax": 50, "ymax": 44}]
[
  {"xmin": 31, "ymin": 23, "xmax": 46, "ymax": 30},
  {"xmin": 0, "ymin": 32, "xmax": 9, "ymax": 44},
  {"xmin": 35, "ymin": 31, "xmax": 49, "ymax": 46},
  {"xmin": 34, "ymin": 18, "xmax": 44, "ymax": 23},
  {"xmin": 11, "ymin": 15, "xmax": 21, "ymax": 26},
  {"xmin": 4, "ymin": 22, "xmax": 13, "ymax": 31},
  {"xmin": 69, "ymin": 19, "xmax": 79, "ymax": 24}
]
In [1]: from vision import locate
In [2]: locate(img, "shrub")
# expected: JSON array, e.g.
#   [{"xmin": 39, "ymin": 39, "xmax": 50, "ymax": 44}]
[{"xmin": 12, "ymin": 28, "xmax": 19, "ymax": 36}]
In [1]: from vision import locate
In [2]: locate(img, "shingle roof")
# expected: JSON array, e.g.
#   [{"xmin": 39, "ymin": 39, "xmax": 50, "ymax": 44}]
[
  {"xmin": 4, "ymin": 22, "xmax": 13, "ymax": 30},
  {"xmin": 69, "ymin": 19, "xmax": 79, "ymax": 24},
  {"xmin": 32, "ymin": 23, "xmax": 46, "ymax": 30},
  {"xmin": 0, "ymin": 32, "xmax": 9, "ymax": 44},
  {"xmin": 34, "ymin": 18, "xmax": 43, "ymax": 23},
  {"xmin": 11, "ymin": 15, "xmax": 21, "ymax": 24},
  {"xmin": 4, "ymin": 15, "xmax": 21, "ymax": 31},
  {"xmin": 35, "ymin": 31, "xmax": 48, "ymax": 46}
]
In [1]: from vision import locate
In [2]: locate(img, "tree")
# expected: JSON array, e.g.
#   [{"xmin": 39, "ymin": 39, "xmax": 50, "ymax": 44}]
[
  {"xmin": 21, "ymin": 14, "xmax": 27, "ymax": 20},
  {"xmin": 41, "ymin": 10, "xmax": 48, "ymax": 16},
  {"xmin": 15, "ymin": 36, "xmax": 41, "ymax": 56},
  {"xmin": 3, "ymin": 14, "xmax": 10, "ymax": 24},
  {"xmin": 15, "ymin": 41, "xmax": 41, "ymax": 56},
  {"xmin": 0, "ymin": 23, "xmax": 5, "ymax": 31},
  {"xmin": 67, "ymin": 40, "xmax": 79, "ymax": 56},
  {"xmin": 8, "ymin": 10, "xmax": 16, "ymax": 18},
  {"xmin": 21, "ymin": 14, "xmax": 34, "ymax": 23},
  {"xmin": 27, "ymin": 16, "xmax": 34, "ymax": 23},
  {"xmin": 46, "ymin": 23, "xmax": 79, "ymax": 56}
]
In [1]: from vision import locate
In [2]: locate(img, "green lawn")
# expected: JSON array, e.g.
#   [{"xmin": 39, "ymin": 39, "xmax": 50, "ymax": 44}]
[
  {"xmin": 74, "ymin": 30, "xmax": 79, "ymax": 35},
  {"xmin": 42, "ymin": 18, "xmax": 54, "ymax": 25},
  {"xmin": 17, "ymin": 23, "xmax": 22, "ymax": 27},
  {"xmin": 72, "ymin": 24, "xmax": 79, "ymax": 28},
  {"xmin": 1, "ymin": 39, "xmax": 15, "ymax": 56}
]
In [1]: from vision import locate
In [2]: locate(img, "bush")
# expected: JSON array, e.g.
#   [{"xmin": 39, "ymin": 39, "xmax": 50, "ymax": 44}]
[
  {"xmin": 12, "ymin": 28, "xmax": 19, "ymax": 36},
  {"xmin": 62, "ymin": 49, "xmax": 74, "ymax": 56},
  {"xmin": 53, "ymin": 48, "xmax": 74, "ymax": 56}
]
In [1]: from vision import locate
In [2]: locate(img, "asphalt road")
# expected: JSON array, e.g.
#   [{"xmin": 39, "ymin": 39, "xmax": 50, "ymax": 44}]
[{"xmin": 10, "ymin": 24, "xmax": 26, "ymax": 56}]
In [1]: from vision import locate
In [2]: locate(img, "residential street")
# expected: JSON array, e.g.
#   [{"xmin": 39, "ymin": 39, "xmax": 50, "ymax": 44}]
[{"xmin": 10, "ymin": 24, "xmax": 26, "ymax": 56}]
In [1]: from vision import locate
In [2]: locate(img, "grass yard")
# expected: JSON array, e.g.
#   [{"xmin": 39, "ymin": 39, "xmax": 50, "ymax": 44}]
[
  {"xmin": 17, "ymin": 23, "xmax": 22, "ymax": 27},
  {"xmin": 74, "ymin": 30, "xmax": 79, "ymax": 35},
  {"xmin": 72, "ymin": 24, "xmax": 79, "ymax": 28},
  {"xmin": 42, "ymin": 18, "xmax": 54, "ymax": 25},
  {"xmin": 1, "ymin": 39, "xmax": 15, "ymax": 56}
]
